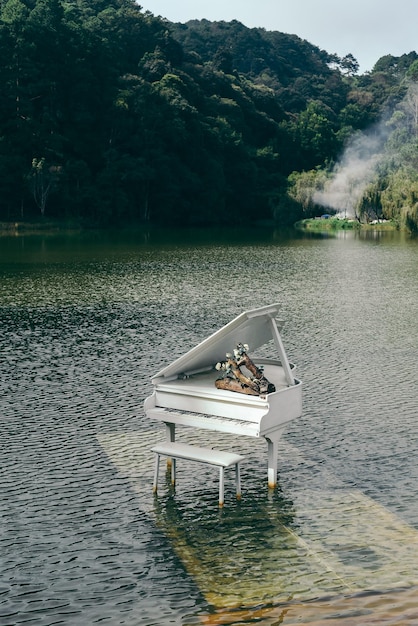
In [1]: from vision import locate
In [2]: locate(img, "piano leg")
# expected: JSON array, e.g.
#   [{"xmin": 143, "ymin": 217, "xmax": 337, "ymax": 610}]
[
  {"xmin": 219, "ymin": 467, "xmax": 225, "ymax": 507},
  {"xmin": 265, "ymin": 429, "xmax": 285, "ymax": 488},
  {"xmin": 152, "ymin": 449, "xmax": 176, "ymax": 488},
  {"xmin": 164, "ymin": 422, "xmax": 176, "ymax": 478},
  {"xmin": 165, "ymin": 422, "xmax": 175, "ymax": 442},
  {"xmin": 235, "ymin": 463, "xmax": 242, "ymax": 500},
  {"xmin": 171, "ymin": 457, "xmax": 176, "ymax": 486}
]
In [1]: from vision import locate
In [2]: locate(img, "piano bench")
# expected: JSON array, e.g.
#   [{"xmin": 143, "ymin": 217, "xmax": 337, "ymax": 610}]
[{"xmin": 151, "ymin": 441, "xmax": 245, "ymax": 507}]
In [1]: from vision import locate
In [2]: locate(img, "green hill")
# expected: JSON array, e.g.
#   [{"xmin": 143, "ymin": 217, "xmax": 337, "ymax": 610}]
[{"xmin": 0, "ymin": 0, "xmax": 417, "ymax": 229}]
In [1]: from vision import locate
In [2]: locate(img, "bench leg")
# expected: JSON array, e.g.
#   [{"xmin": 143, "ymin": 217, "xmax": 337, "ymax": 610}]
[
  {"xmin": 153, "ymin": 453, "xmax": 160, "ymax": 492},
  {"xmin": 235, "ymin": 462, "xmax": 241, "ymax": 500},
  {"xmin": 219, "ymin": 467, "xmax": 225, "ymax": 507}
]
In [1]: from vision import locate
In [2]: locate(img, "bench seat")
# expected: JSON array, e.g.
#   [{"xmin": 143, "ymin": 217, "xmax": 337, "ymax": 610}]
[{"xmin": 151, "ymin": 441, "xmax": 244, "ymax": 506}]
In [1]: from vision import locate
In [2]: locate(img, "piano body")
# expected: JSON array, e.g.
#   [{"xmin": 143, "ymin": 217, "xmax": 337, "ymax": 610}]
[{"xmin": 144, "ymin": 304, "xmax": 302, "ymax": 487}]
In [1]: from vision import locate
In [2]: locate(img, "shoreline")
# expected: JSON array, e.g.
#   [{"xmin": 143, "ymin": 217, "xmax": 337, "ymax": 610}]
[
  {"xmin": 0, "ymin": 217, "xmax": 402, "ymax": 237},
  {"xmin": 0, "ymin": 220, "xmax": 84, "ymax": 236},
  {"xmin": 294, "ymin": 217, "xmax": 400, "ymax": 232}
]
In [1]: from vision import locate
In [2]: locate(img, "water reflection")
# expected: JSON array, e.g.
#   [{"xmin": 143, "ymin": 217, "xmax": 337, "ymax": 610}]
[
  {"xmin": 152, "ymin": 483, "xmax": 297, "ymax": 609},
  {"xmin": 1, "ymin": 228, "xmax": 418, "ymax": 625},
  {"xmin": 147, "ymin": 439, "xmax": 418, "ymax": 615}
]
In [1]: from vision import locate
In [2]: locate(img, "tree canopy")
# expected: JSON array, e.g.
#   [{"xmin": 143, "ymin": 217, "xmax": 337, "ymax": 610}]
[{"xmin": 0, "ymin": 0, "xmax": 417, "ymax": 228}]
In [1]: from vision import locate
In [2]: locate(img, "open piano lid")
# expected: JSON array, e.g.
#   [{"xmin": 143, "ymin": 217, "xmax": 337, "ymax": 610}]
[{"xmin": 152, "ymin": 303, "xmax": 295, "ymax": 385}]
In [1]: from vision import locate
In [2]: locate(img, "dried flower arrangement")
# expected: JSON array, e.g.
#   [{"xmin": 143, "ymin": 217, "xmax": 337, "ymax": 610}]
[{"xmin": 215, "ymin": 342, "xmax": 275, "ymax": 396}]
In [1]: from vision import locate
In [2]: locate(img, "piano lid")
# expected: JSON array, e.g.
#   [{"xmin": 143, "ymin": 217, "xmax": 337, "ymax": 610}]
[{"xmin": 152, "ymin": 303, "xmax": 295, "ymax": 385}]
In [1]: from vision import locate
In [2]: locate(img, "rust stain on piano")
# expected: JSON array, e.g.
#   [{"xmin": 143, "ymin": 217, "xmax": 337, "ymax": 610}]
[{"xmin": 144, "ymin": 304, "xmax": 302, "ymax": 489}]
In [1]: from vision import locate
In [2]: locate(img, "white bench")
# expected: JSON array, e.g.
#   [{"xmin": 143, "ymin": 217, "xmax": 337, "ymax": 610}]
[{"xmin": 151, "ymin": 441, "xmax": 245, "ymax": 506}]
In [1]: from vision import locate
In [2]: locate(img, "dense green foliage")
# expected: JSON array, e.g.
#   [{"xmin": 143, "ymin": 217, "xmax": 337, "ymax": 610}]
[
  {"xmin": 288, "ymin": 73, "xmax": 418, "ymax": 231},
  {"xmin": 0, "ymin": 0, "xmax": 417, "ymax": 227}
]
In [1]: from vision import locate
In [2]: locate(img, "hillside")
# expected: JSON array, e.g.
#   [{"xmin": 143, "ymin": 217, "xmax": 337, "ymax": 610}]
[{"xmin": 0, "ymin": 0, "xmax": 417, "ymax": 228}]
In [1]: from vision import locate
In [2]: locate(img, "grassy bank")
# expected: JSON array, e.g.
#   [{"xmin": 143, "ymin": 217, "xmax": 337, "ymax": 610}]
[
  {"xmin": 0, "ymin": 217, "xmax": 401, "ymax": 237},
  {"xmin": 0, "ymin": 219, "xmax": 84, "ymax": 236},
  {"xmin": 295, "ymin": 217, "xmax": 399, "ymax": 232}
]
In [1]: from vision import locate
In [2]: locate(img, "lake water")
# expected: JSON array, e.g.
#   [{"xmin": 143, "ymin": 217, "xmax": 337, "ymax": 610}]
[{"xmin": 1, "ymin": 227, "xmax": 418, "ymax": 625}]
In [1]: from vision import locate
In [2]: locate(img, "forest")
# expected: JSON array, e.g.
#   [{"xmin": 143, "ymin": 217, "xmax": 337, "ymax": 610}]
[{"xmin": 1, "ymin": 0, "xmax": 418, "ymax": 230}]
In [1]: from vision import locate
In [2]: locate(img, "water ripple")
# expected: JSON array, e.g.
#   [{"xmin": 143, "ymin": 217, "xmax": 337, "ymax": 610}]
[{"xmin": 1, "ymin": 231, "xmax": 418, "ymax": 624}]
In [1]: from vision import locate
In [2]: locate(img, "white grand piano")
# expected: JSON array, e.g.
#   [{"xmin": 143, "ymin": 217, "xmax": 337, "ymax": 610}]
[{"xmin": 144, "ymin": 304, "xmax": 302, "ymax": 487}]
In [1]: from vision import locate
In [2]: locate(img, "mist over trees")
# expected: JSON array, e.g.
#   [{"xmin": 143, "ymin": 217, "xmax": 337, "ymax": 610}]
[
  {"xmin": 289, "ymin": 73, "xmax": 418, "ymax": 231},
  {"xmin": 0, "ymin": 0, "xmax": 417, "ymax": 229}
]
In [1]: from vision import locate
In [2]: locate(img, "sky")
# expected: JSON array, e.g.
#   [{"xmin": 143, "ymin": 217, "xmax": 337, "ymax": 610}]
[{"xmin": 139, "ymin": 0, "xmax": 418, "ymax": 73}]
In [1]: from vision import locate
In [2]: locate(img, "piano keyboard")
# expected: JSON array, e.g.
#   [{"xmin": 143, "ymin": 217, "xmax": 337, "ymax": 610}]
[{"xmin": 146, "ymin": 407, "xmax": 261, "ymax": 437}]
